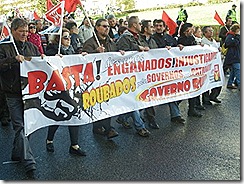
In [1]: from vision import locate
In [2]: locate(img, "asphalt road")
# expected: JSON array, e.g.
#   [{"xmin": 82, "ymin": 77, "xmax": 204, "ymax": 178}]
[{"xmin": 0, "ymin": 76, "xmax": 241, "ymax": 181}]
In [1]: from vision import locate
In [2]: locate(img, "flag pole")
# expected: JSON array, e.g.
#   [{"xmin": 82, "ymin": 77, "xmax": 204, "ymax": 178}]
[
  {"xmin": 2, "ymin": 19, "xmax": 20, "ymax": 55},
  {"xmin": 12, "ymin": 37, "xmax": 20, "ymax": 55},
  {"xmin": 79, "ymin": 1, "xmax": 101, "ymax": 47},
  {"xmin": 58, "ymin": 1, "xmax": 65, "ymax": 55}
]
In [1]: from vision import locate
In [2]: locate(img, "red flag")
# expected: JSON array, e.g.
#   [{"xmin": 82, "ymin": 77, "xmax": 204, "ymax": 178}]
[
  {"xmin": 214, "ymin": 11, "xmax": 224, "ymax": 26},
  {"xmin": 33, "ymin": 11, "xmax": 40, "ymax": 20},
  {"xmin": 47, "ymin": 0, "xmax": 54, "ymax": 11},
  {"xmin": 0, "ymin": 22, "xmax": 11, "ymax": 41},
  {"xmin": 45, "ymin": 1, "xmax": 64, "ymax": 26},
  {"xmin": 162, "ymin": 10, "xmax": 177, "ymax": 35},
  {"xmin": 62, "ymin": 0, "xmax": 82, "ymax": 13}
]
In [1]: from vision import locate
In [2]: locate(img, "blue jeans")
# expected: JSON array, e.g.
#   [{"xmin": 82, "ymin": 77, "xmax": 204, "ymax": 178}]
[
  {"xmin": 168, "ymin": 102, "xmax": 181, "ymax": 118},
  {"xmin": 118, "ymin": 110, "xmax": 145, "ymax": 130},
  {"xmin": 228, "ymin": 63, "xmax": 240, "ymax": 88},
  {"xmin": 6, "ymin": 97, "xmax": 36, "ymax": 167}
]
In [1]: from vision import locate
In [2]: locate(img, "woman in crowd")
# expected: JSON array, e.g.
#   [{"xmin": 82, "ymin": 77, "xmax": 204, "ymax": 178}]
[
  {"xmin": 224, "ymin": 23, "xmax": 240, "ymax": 90},
  {"xmin": 27, "ymin": 22, "xmax": 44, "ymax": 56},
  {"xmin": 45, "ymin": 28, "xmax": 87, "ymax": 156}
]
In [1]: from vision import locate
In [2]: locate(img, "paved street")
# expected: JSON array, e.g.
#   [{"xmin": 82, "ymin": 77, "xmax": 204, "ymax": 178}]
[{"xmin": 0, "ymin": 76, "xmax": 241, "ymax": 181}]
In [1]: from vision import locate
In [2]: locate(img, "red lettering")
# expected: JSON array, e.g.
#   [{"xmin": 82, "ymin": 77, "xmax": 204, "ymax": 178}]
[
  {"xmin": 46, "ymin": 70, "xmax": 65, "ymax": 91},
  {"xmin": 139, "ymin": 90, "xmax": 149, "ymax": 101},
  {"xmin": 28, "ymin": 71, "xmax": 47, "ymax": 95},
  {"xmin": 83, "ymin": 63, "xmax": 95, "ymax": 83}
]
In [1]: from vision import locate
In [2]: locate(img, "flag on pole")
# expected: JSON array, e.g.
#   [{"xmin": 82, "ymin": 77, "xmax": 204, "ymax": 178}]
[
  {"xmin": 214, "ymin": 10, "xmax": 225, "ymax": 26},
  {"xmin": 47, "ymin": 0, "xmax": 54, "ymax": 11},
  {"xmin": 0, "ymin": 20, "xmax": 19, "ymax": 54},
  {"xmin": 0, "ymin": 21, "xmax": 11, "ymax": 42},
  {"xmin": 61, "ymin": 0, "xmax": 82, "ymax": 13},
  {"xmin": 45, "ymin": 1, "xmax": 64, "ymax": 27},
  {"xmin": 162, "ymin": 10, "xmax": 177, "ymax": 35},
  {"xmin": 33, "ymin": 11, "xmax": 41, "ymax": 20}
]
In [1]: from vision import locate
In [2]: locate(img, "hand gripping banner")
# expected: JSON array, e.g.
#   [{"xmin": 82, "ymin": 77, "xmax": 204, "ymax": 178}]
[{"xmin": 20, "ymin": 46, "xmax": 224, "ymax": 136}]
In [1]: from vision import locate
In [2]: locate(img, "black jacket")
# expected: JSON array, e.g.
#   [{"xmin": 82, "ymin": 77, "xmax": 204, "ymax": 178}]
[
  {"xmin": 0, "ymin": 39, "xmax": 40, "ymax": 97},
  {"xmin": 45, "ymin": 44, "xmax": 75, "ymax": 56},
  {"xmin": 177, "ymin": 35, "xmax": 197, "ymax": 46},
  {"xmin": 224, "ymin": 32, "xmax": 240, "ymax": 66},
  {"xmin": 218, "ymin": 25, "xmax": 231, "ymax": 46},
  {"xmin": 152, "ymin": 32, "xmax": 178, "ymax": 48}
]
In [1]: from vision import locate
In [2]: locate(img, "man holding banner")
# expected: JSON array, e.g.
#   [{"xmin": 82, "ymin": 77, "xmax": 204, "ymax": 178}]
[
  {"xmin": 82, "ymin": 18, "xmax": 120, "ymax": 139},
  {"xmin": 0, "ymin": 18, "xmax": 40, "ymax": 176},
  {"xmin": 116, "ymin": 16, "xmax": 151, "ymax": 137}
]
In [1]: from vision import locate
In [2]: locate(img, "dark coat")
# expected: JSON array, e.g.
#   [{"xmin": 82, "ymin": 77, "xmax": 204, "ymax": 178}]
[
  {"xmin": 177, "ymin": 35, "xmax": 197, "ymax": 46},
  {"xmin": 0, "ymin": 39, "xmax": 40, "ymax": 97},
  {"xmin": 116, "ymin": 30, "xmax": 148, "ymax": 51},
  {"xmin": 70, "ymin": 33, "xmax": 83, "ymax": 53},
  {"xmin": 108, "ymin": 24, "xmax": 120, "ymax": 41},
  {"xmin": 224, "ymin": 32, "xmax": 240, "ymax": 66},
  {"xmin": 45, "ymin": 44, "xmax": 75, "ymax": 56},
  {"xmin": 141, "ymin": 35, "xmax": 158, "ymax": 49},
  {"xmin": 152, "ymin": 32, "xmax": 178, "ymax": 48},
  {"xmin": 82, "ymin": 34, "xmax": 118, "ymax": 53},
  {"xmin": 218, "ymin": 25, "xmax": 231, "ymax": 46}
]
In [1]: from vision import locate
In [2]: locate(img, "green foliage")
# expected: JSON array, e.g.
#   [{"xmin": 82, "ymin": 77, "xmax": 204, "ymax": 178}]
[
  {"xmin": 116, "ymin": 0, "xmax": 135, "ymax": 10},
  {"xmin": 35, "ymin": 0, "xmax": 59, "ymax": 15},
  {"xmin": 207, "ymin": 0, "xmax": 232, "ymax": 4},
  {"xmin": 35, "ymin": 0, "xmax": 46, "ymax": 16}
]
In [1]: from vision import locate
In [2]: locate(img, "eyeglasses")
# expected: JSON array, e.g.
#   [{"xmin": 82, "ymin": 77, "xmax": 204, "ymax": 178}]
[
  {"xmin": 29, "ymin": 26, "xmax": 36, "ymax": 29},
  {"xmin": 155, "ymin": 24, "xmax": 163, "ymax": 27},
  {"xmin": 62, "ymin": 35, "xmax": 71, "ymax": 40},
  {"xmin": 100, "ymin": 25, "xmax": 110, "ymax": 28}
]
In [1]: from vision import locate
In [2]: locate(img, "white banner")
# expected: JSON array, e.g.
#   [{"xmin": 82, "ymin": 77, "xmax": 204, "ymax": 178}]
[{"xmin": 21, "ymin": 45, "xmax": 224, "ymax": 136}]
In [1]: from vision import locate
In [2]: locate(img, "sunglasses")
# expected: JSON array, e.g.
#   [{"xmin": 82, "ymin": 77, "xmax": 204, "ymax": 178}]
[
  {"xmin": 100, "ymin": 25, "xmax": 110, "ymax": 28},
  {"xmin": 29, "ymin": 26, "xmax": 36, "ymax": 29},
  {"xmin": 62, "ymin": 35, "xmax": 71, "ymax": 40}
]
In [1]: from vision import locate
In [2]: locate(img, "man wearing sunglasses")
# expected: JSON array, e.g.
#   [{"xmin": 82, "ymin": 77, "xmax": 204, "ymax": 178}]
[{"xmin": 82, "ymin": 18, "xmax": 119, "ymax": 139}]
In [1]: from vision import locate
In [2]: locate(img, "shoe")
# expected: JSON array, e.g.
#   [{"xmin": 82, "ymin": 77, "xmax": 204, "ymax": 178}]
[
  {"xmin": 227, "ymin": 85, "xmax": 238, "ymax": 89},
  {"xmin": 171, "ymin": 116, "xmax": 186, "ymax": 124},
  {"xmin": 69, "ymin": 146, "xmax": 86, "ymax": 156},
  {"xmin": 107, "ymin": 128, "xmax": 119, "ymax": 139},
  {"xmin": 46, "ymin": 142, "xmax": 54, "ymax": 152},
  {"xmin": 25, "ymin": 164, "xmax": 36, "ymax": 176},
  {"xmin": 116, "ymin": 118, "xmax": 132, "ymax": 129},
  {"xmin": 188, "ymin": 110, "xmax": 203, "ymax": 117},
  {"xmin": 93, "ymin": 127, "xmax": 106, "ymax": 135},
  {"xmin": 209, "ymin": 98, "xmax": 221, "ymax": 103},
  {"xmin": 203, "ymin": 101, "xmax": 213, "ymax": 106},
  {"xmin": 195, "ymin": 105, "xmax": 205, "ymax": 110},
  {"xmin": 137, "ymin": 128, "xmax": 150, "ymax": 137},
  {"xmin": 148, "ymin": 119, "xmax": 160, "ymax": 129}
]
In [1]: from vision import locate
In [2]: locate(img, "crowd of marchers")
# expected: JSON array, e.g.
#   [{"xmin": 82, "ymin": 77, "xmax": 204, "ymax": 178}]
[{"xmin": 0, "ymin": 4, "xmax": 240, "ymax": 178}]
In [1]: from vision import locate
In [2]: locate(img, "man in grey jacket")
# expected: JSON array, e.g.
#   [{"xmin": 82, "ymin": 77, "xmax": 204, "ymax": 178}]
[{"xmin": 116, "ymin": 16, "xmax": 151, "ymax": 136}]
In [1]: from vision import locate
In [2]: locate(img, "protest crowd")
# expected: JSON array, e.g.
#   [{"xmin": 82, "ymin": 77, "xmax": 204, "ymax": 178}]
[{"xmin": 0, "ymin": 1, "xmax": 240, "ymax": 178}]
